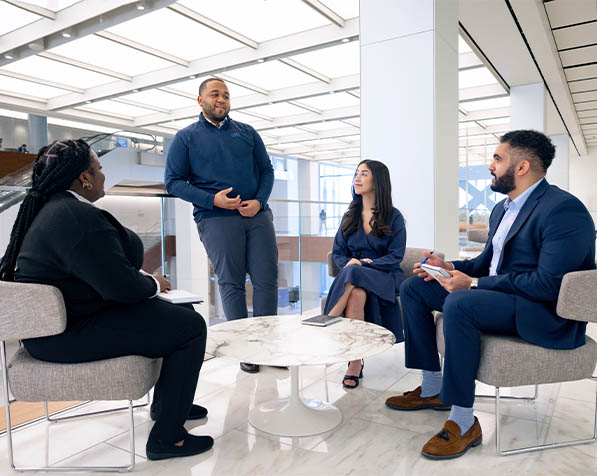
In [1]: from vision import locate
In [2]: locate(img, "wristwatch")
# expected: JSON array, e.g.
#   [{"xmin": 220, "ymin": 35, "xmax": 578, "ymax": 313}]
[{"xmin": 469, "ymin": 278, "xmax": 479, "ymax": 289}]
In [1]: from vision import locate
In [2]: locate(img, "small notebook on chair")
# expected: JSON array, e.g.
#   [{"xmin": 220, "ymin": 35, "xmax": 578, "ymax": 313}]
[
  {"xmin": 301, "ymin": 314, "xmax": 342, "ymax": 327},
  {"xmin": 157, "ymin": 290, "xmax": 203, "ymax": 304}
]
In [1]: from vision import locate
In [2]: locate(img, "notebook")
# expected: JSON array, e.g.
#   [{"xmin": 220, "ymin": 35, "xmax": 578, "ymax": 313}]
[
  {"xmin": 157, "ymin": 290, "xmax": 203, "ymax": 304},
  {"xmin": 301, "ymin": 314, "xmax": 343, "ymax": 327}
]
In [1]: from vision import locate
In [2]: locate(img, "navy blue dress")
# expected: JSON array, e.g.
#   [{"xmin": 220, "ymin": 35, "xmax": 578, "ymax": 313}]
[{"xmin": 324, "ymin": 208, "xmax": 407, "ymax": 341}]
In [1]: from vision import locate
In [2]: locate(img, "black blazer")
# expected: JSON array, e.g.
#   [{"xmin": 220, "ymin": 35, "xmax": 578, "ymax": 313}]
[
  {"xmin": 452, "ymin": 179, "xmax": 595, "ymax": 350},
  {"xmin": 16, "ymin": 192, "xmax": 157, "ymax": 319}
]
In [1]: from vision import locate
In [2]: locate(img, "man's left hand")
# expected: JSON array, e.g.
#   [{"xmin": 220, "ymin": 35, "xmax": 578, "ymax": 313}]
[
  {"xmin": 238, "ymin": 199, "xmax": 261, "ymax": 217},
  {"xmin": 436, "ymin": 270, "xmax": 473, "ymax": 292}
]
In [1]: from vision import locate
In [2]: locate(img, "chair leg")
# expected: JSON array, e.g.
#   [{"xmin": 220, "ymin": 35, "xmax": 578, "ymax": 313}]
[{"xmin": 495, "ymin": 379, "xmax": 597, "ymax": 456}]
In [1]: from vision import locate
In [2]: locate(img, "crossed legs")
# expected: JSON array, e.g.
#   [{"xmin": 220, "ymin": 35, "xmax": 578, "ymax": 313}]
[{"xmin": 327, "ymin": 282, "xmax": 367, "ymax": 387}]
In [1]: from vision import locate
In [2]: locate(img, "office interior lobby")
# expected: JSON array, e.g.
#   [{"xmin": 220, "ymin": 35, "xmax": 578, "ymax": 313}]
[{"xmin": 0, "ymin": 0, "xmax": 596, "ymax": 474}]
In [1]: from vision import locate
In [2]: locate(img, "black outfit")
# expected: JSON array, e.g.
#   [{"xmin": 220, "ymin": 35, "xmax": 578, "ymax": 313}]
[{"xmin": 16, "ymin": 191, "xmax": 206, "ymax": 445}]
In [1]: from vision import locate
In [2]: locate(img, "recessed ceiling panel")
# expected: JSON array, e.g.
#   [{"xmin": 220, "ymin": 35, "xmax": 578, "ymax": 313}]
[
  {"xmin": 26, "ymin": 1, "xmax": 81, "ymax": 11},
  {"xmin": 573, "ymin": 90, "xmax": 597, "ymax": 103},
  {"xmin": 170, "ymin": 77, "xmax": 255, "ymax": 98},
  {"xmin": 565, "ymin": 64, "xmax": 597, "ymax": 81},
  {"xmin": 569, "ymin": 77, "xmax": 597, "ymax": 93},
  {"xmin": 224, "ymin": 61, "xmax": 316, "ymax": 90},
  {"xmin": 49, "ymin": 36, "xmax": 173, "ymax": 76},
  {"xmin": 176, "ymin": 0, "xmax": 329, "ymax": 43},
  {"xmin": 545, "ymin": 0, "xmax": 597, "ymax": 29},
  {"xmin": 305, "ymin": 120, "xmax": 355, "ymax": 131},
  {"xmin": 576, "ymin": 100, "xmax": 597, "ymax": 111},
  {"xmin": 559, "ymin": 44, "xmax": 597, "ymax": 68},
  {"xmin": 460, "ymin": 97, "xmax": 510, "ymax": 112},
  {"xmin": 106, "ymin": 9, "xmax": 242, "ymax": 62},
  {"xmin": 290, "ymin": 42, "xmax": 360, "ymax": 78},
  {"xmin": 553, "ymin": 22, "xmax": 597, "ymax": 50},
  {"xmin": 242, "ymin": 103, "xmax": 307, "ymax": 118},
  {"xmin": 1, "ymin": 56, "xmax": 115, "ymax": 89}
]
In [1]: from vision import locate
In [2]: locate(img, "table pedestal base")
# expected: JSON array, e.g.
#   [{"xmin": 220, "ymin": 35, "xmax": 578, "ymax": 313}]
[{"xmin": 248, "ymin": 366, "xmax": 342, "ymax": 437}]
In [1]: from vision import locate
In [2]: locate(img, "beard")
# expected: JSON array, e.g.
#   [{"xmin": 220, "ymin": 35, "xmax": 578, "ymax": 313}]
[
  {"xmin": 490, "ymin": 165, "xmax": 516, "ymax": 194},
  {"xmin": 203, "ymin": 103, "xmax": 229, "ymax": 123}
]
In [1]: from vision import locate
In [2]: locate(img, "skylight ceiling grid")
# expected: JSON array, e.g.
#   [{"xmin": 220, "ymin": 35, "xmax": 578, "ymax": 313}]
[
  {"xmin": 0, "ymin": 75, "xmax": 70, "ymax": 99},
  {"xmin": 223, "ymin": 61, "xmax": 319, "ymax": 91},
  {"xmin": 0, "ymin": 55, "xmax": 116, "ymax": 89},
  {"xmin": 290, "ymin": 42, "xmax": 360, "ymax": 77},
  {"xmin": 105, "ymin": 8, "xmax": 244, "ymax": 62},
  {"xmin": 0, "ymin": 2, "xmax": 41, "ymax": 36},
  {"xmin": 176, "ymin": 0, "xmax": 331, "ymax": 43},
  {"xmin": 120, "ymin": 89, "xmax": 196, "ymax": 110},
  {"xmin": 26, "ymin": 1, "xmax": 82, "ymax": 11}
]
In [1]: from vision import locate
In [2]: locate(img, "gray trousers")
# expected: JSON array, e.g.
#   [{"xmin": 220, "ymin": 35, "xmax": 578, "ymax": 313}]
[{"xmin": 197, "ymin": 209, "xmax": 278, "ymax": 320}]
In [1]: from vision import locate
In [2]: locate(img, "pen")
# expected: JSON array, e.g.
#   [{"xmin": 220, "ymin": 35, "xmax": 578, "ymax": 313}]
[{"xmin": 421, "ymin": 250, "xmax": 434, "ymax": 265}]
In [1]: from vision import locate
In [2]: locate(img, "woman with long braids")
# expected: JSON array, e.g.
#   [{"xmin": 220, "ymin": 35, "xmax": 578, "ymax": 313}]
[
  {"xmin": 0, "ymin": 140, "xmax": 213, "ymax": 460},
  {"xmin": 324, "ymin": 159, "xmax": 406, "ymax": 389}
]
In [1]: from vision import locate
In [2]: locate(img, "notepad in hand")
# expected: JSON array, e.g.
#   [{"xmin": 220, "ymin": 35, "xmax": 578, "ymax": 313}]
[
  {"xmin": 301, "ymin": 314, "xmax": 342, "ymax": 327},
  {"xmin": 157, "ymin": 290, "xmax": 203, "ymax": 304}
]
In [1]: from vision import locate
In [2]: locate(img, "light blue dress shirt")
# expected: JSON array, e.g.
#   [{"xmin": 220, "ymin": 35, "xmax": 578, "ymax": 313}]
[{"xmin": 488, "ymin": 178, "xmax": 544, "ymax": 276}]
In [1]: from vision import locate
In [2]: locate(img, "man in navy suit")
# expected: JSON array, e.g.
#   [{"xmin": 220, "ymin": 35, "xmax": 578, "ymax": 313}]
[{"xmin": 385, "ymin": 130, "xmax": 595, "ymax": 460}]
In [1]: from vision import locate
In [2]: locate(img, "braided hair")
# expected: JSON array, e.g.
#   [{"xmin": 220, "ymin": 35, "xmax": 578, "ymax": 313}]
[{"xmin": 0, "ymin": 139, "xmax": 92, "ymax": 281}]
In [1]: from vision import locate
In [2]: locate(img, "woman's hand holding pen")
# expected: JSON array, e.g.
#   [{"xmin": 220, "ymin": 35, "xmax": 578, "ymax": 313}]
[{"xmin": 414, "ymin": 250, "xmax": 453, "ymax": 282}]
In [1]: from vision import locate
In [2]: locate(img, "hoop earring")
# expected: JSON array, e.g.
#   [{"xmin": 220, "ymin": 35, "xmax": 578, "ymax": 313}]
[{"xmin": 82, "ymin": 182, "xmax": 93, "ymax": 190}]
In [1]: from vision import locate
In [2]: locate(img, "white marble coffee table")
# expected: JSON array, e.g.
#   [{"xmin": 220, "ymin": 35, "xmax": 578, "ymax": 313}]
[{"xmin": 206, "ymin": 314, "xmax": 395, "ymax": 437}]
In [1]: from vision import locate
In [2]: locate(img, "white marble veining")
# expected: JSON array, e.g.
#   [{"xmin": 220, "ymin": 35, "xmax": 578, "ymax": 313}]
[{"xmin": 206, "ymin": 314, "xmax": 396, "ymax": 366}]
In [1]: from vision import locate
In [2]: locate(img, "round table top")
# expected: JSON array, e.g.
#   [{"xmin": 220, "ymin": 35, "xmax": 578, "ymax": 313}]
[{"xmin": 206, "ymin": 314, "xmax": 396, "ymax": 367}]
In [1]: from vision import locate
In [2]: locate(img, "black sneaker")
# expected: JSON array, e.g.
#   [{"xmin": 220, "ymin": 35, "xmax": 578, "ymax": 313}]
[
  {"xmin": 240, "ymin": 362, "xmax": 260, "ymax": 373},
  {"xmin": 150, "ymin": 404, "xmax": 208, "ymax": 422},
  {"xmin": 146, "ymin": 434, "xmax": 214, "ymax": 461}
]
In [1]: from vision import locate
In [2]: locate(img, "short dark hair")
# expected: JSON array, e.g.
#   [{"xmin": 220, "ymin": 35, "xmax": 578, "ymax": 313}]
[
  {"xmin": 198, "ymin": 78, "xmax": 226, "ymax": 96},
  {"xmin": 500, "ymin": 130, "xmax": 555, "ymax": 173}
]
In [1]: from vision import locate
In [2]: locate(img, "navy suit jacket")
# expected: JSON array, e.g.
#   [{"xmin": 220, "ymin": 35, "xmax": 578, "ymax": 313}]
[{"xmin": 452, "ymin": 179, "xmax": 595, "ymax": 350}]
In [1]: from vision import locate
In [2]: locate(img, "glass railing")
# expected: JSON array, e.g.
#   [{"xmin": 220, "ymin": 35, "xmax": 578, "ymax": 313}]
[{"xmin": 0, "ymin": 186, "xmax": 349, "ymax": 326}]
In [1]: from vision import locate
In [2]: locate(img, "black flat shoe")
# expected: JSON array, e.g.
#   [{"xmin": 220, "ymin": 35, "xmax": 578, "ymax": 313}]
[
  {"xmin": 240, "ymin": 362, "xmax": 260, "ymax": 373},
  {"xmin": 146, "ymin": 434, "xmax": 214, "ymax": 461},
  {"xmin": 150, "ymin": 404, "xmax": 208, "ymax": 422},
  {"xmin": 342, "ymin": 360, "xmax": 364, "ymax": 389}
]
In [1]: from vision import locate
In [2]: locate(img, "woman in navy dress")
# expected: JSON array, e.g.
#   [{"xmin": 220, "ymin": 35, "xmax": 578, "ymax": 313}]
[{"xmin": 324, "ymin": 159, "xmax": 406, "ymax": 389}]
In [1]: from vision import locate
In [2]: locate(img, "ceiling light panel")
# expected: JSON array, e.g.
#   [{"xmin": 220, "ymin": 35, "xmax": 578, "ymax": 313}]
[
  {"xmin": 161, "ymin": 118, "xmax": 198, "ymax": 130},
  {"xmin": 291, "ymin": 42, "xmax": 360, "ymax": 78},
  {"xmin": 552, "ymin": 22, "xmax": 597, "ymax": 50},
  {"xmin": 48, "ymin": 36, "xmax": 173, "ymax": 76},
  {"xmin": 458, "ymin": 36, "xmax": 472, "ymax": 53},
  {"xmin": 459, "ymin": 68, "xmax": 498, "ymax": 88},
  {"xmin": 460, "ymin": 96, "xmax": 510, "ymax": 112},
  {"xmin": 1, "ymin": 56, "xmax": 115, "ymax": 89},
  {"xmin": 306, "ymin": 120, "xmax": 355, "ymax": 131},
  {"xmin": 0, "ymin": 75, "xmax": 71, "ymax": 99},
  {"xmin": 319, "ymin": 0, "xmax": 359, "ymax": 19},
  {"xmin": 78, "ymin": 99, "xmax": 158, "ymax": 117},
  {"xmin": 176, "ymin": 0, "xmax": 329, "ymax": 42},
  {"xmin": 169, "ymin": 77, "xmax": 255, "ymax": 98},
  {"xmin": 228, "ymin": 111, "xmax": 263, "ymax": 124},
  {"xmin": 25, "ymin": 1, "xmax": 81, "ymax": 11},
  {"xmin": 121, "ymin": 89, "xmax": 195, "ymax": 109},
  {"xmin": 224, "ymin": 61, "xmax": 316, "ymax": 90},
  {"xmin": 0, "ymin": 3, "xmax": 40, "ymax": 36},
  {"xmin": 261, "ymin": 126, "xmax": 310, "ymax": 137},
  {"xmin": 0, "ymin": 108, "xmax": 28, "ymax": 120},
  {"xmin": 106, "ymin": 9, "xmax": 242, "ymax": 62},
  {"xmin": 242, "ymin": 102, "xmax": 307, "ymax": 118},
  {"xmin": 298, "ymin": 92, "xmax": 359, "ymax": 110}
]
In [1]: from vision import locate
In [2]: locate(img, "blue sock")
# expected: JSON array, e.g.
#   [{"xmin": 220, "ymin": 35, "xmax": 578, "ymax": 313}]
[
  {"xmin": 420, "ymin": 370, "xmax": 443, "ymax": 397},
  {"xmin": 449, "ymin": 405, "xmax": 475, "ymax": 435}
]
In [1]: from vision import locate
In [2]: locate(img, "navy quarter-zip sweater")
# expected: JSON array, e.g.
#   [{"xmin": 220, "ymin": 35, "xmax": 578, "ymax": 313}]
[{"xmin": 165, "ymin": 113, "xmax": 274, "ymax": 222}]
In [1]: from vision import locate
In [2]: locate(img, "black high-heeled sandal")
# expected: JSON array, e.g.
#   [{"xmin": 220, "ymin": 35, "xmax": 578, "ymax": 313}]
[{"xmin": 342, "ymin": 360, "xmax": 364, "ymax": 389}]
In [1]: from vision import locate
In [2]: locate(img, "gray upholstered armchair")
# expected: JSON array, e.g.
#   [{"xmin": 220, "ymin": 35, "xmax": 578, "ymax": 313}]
[
  {"xmin": 435, "ymin": 269, "xmax": 597, "ymax": 455},
  {"xmin": 0, "ymin": 281, "xmax": 162, "ymax": 472}
]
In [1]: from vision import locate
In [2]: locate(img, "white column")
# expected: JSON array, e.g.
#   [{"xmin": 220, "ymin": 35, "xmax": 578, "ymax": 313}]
[
  {"xmin": 547, "ymin": 134, "xmax": 569, "ymax": 190},
  {"xmin": 360, "ymin": 0, "xmax": 459, "ymax": 259},
  {"xmin": 174, "ymin": 200, "xmax": 210, "ymax": 322},
  {"xmin": 27, "ymin": 113, "xmax": 47, "ymax": 153},
  {"xmin": 509, "ymin": 83, "xmax": 545, "ymax": 132}
]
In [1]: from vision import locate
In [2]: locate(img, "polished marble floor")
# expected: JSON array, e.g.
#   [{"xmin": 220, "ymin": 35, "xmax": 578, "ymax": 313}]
[{"xmin": 0, "ymin": 324, "xmax": 595, "ymax": 476}]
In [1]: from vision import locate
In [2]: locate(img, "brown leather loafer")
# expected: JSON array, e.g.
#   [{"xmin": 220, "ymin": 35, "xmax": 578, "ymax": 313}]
[
  {"xmin": 385, "ymin": 386, "xmax": 451, "ymax": 411},
  {"xmin": 421, "ymin": 417, "xmax": 482, "ymax": 460}
]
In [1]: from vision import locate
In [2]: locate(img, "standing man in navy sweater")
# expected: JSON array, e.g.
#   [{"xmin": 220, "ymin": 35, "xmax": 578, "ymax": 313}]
[{"xmin": 165, "ymin": 78, "xmax": 278, "ymax": 374}]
